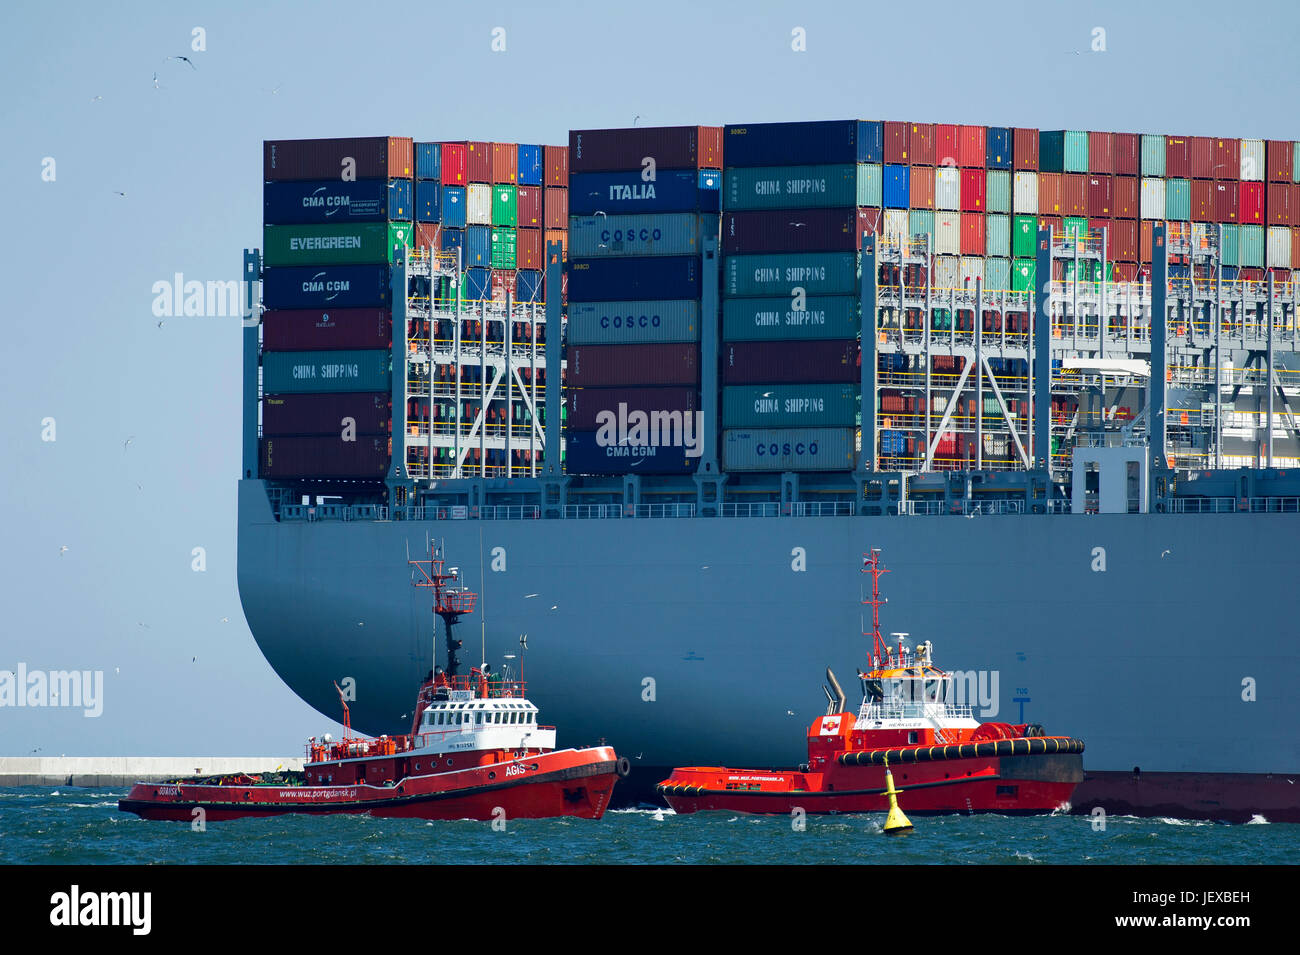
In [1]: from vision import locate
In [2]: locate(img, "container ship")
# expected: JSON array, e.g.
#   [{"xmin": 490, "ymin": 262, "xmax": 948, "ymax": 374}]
[{"xmin": 239, "ymin": 124, "xmax": 1300, "ymax": 821}]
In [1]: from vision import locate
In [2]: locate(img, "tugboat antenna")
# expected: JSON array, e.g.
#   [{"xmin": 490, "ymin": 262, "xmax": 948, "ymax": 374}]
[
  {"xmin": 862, "ymin": 549, "xmax": 890, "ymax": 665},
  {"xmin": 409, "ymin": 538, "xmax": 478, "ymax": 678}
]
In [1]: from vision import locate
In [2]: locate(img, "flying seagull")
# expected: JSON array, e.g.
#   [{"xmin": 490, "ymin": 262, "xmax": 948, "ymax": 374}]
[
  {"xmin": 90, "ymin": 95, "xmax": 103, "ymax": 103},
  {"xmin": 262, "ymin": 85, "xmax": 282, "ymax": 95},
  {"xmin": 167, "ymin": 55, "xmax": 197, "ymax": 70},
  {"xmin": 58, "ymin": 545, "xmax": 68, "ymax": 556},
  {"xmin": 123, "ymin": 436, "xmax": 134, "ymax": 449},
  {"xmin": 114, "ymin": 191, "xmax": 127, "ymax": 198},
  {"xmin": 152, "ymin": 72, "xmax": 160, "ymax": 89}
]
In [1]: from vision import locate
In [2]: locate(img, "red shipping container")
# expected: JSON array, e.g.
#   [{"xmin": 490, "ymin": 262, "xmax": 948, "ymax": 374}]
[
  {"xmin": 1293, "ymin": 230, "xmax": 1300, "ymax": 272},
  {"xmin": 1267, "ymin": 141, "xmax": 1294, "ymax": 183},
  {"xmin": 857, "ymin": 208, "xmax": 881, "ymax": 244},
  {"xmin": 1190, "ymin": 180, "xmax": 1215, "ymax": 221},
  {"xmin": 440, "ymin": 143, "xmax": 467, "ymax": 185},
  {"xmin": 517, "ymin": 228, "xmax": 543, "ymax": 271},
  {"xmin": 936, "ymin": 124, "xmax": 959, "ymax": 166},
  {"xmin": 544, "ymin": 229, "xmax": 567, "ymax": 262},
  {"xmin": 1113, "ymin": 262, "xmax": 1141, "ymax": 283},
  {"xmin": 1107, "ymin": 219, "xmax": 1138, "ymax": 262},
  {"xmin": 1212, "ymin": 138, "xmax": 1240, "ymax": 181},
  {"xmin": 1166, "ymin": 136, "xmax": 1191, "ymax": 177},
  {"xmin": 490, "ymin": 269, "xmax": 516, "ymax": 302},
  {"xmin": 884, "ymin": 122, "xmax": 909, "ymax": 163},
  {"xmin": 961, "ymin": 168, "xmax": 986, "ymax": 211},
  {"xmin": 544, "ymin": 187, "xmax": 568, "ymax": 230},
  {"xmin": 515, "ymin": 186, "xmax": 543, "ymax": 228},
  {"xmin": 260, "ymin": 435, "xmax": 389, "ymax": 479},
  {"xmin": 464, "ymin": 141, "xmax": 492, "ymax": 182},
  {"xmin": 1267, "ymin": 183, "xmax": 1293, "ymax": 225},
  {"xmin": 571, "ymin": 343, "xmax": 699, "ymax": 387},
  {"xmin": 1062, "ymin": 174, "xmax": 1088, "ymax": 215},
  {"xmin": 1214, "ymin": 181, "xmax": 1239, "ymax": 222},
  {"xmin": 910, "ymin": 166, "xmax": 935, "ymax": 209},
  {"xmin": 491, "ymin": 142, "xmax": 518, "ymax": 184},
  {"xmin": 961, "ymin": 213, "xmax": 985, "ymax": 255},
  {"xmin": 722, "ymin": 340, "xmax": 858, "ymax": 385},
  {"xmin": 909, "ymin": 123, "xmax": 935, "ymax": 165},
  {"xmin": 262, "ymin": 393, "xmax": 391, "ymax": 437},
  {"xmin": 415, "ymin": 223, "xmax": 441, "ymax": 252},
  {"xmin": 1013, "ymin": 127, "xmax": 1039, "ymax": 171},
  {"xmin": 959, "ymin": 125, "xmax": 986, "ymax": 168},
  {"xmin": 1140, "ymin": 220, "xmax": 1153, "ymax": 262},
  {"xmin": 263, "ymin": 136, "xmax": 413, "ymax": 182},
  {"xmin": 1113, "ymin": 133, "xmax": 1140, "ymax": 176},
  {"xmin": 1087, "ymin": 175, "xmax": 1114, "ymax": 216},
  {"xmin": 1038, "ymin": 173, "xmax": 1063, "ymax": 214},
  {"xmin": 1189, "ymin": 136, "xmax": 1215, "ymax": 179},
  {"xmin": 262, "ymin": 308, "xmax": 392, "ymax": 352},
  {"xmin": 544, "ymin": 145, "xmax": 568, "ymax": 186},
  {"xmin": 1038, "ymin": 215, "xmax": 1062, "ymax": 238},
  {"xmin": 569, "ymin": 126, "xmax": 722, "ymax": 172},
  {"xmin": 1113, "ymin": 176, "xmax": 1139, "ymax": 218},
  {"xmin": 1088, "ymin": 131, "xmax": 1114, "ymax": 174},
  {"xmin": 567, "ymin": 386, "xmax": 699, "ymax": 431},
  {"xmin": 1241, "ymin": 182, "xmax": 1265, "ymax": 223}
]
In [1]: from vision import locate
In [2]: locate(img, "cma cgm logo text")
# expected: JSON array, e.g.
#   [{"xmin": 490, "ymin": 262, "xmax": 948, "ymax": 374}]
[{"xmin": 594, "ymin": 403, "xmax": 704, "ymax": 458}]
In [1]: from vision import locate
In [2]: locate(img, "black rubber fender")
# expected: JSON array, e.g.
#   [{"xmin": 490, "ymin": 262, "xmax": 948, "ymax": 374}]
[
  {"xmin": 838, "ymin": 737, "xmax": 1085, "ymax": 766},
  {"xmin": 616, "ymin": 757, "xmax": 631, "ymax": 778}
]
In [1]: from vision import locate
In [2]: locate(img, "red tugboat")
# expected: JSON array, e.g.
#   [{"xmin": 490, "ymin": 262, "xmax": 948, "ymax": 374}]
[
  {"xmin": 120, "ymin": 545, "xmax": 628, "ymax": 822},
  {"xmin": 657, "ymin": 550, "xmax": 1084, "ymax": 816}
]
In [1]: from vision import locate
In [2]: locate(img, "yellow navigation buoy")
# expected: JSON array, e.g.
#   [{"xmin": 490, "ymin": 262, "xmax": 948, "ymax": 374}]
[{"xmin": 881, "ymin": 756, "xmax": 913, "ymax": 836}]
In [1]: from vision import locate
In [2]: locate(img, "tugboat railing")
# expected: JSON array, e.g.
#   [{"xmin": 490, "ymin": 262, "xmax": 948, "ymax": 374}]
[{"xmin": 857, "ymin": 702, "xmax": 975, "ymax": 722}]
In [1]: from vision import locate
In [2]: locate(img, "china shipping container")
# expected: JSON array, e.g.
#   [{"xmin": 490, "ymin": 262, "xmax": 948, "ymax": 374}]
[
  {"xmin": 491, "ymin": 142, "xmax": 518, "ymax": 184},
  {"xmin": 262, "ymin": 265, "xmax": 391, "ymax": 309},
  {"xmin": 464, "ymin": 142, "xmax": 491, "ymax": 182},
  {"xmin": 563, "ymin": 430, "xmax": 695, "ymax": 475},
  {"xmin": 261, "ymin": 349, "xmax": 392, "ymax": 394},
  {"xmin": 986, "ymin": 170, "xmax": 1011, "ymax": 214},
  {"xmin": 571, "ymin": 169, "xmax": 719, "ymax": 215},
  {"xmin": 857, "ymin": 164, "xmax": 883, "ymax": 206},
  {"xmin": 260, "ymin": 435, "xmax": 390, "ymax": 479},
  {"xmin": 722, "ymin": 339, "xmax": 859, "ymax": 384},
  {"xmin": 1140, "ymin": 135, "xmax": 1165, "ymax": 177},
  {"xmin": 570, "ymin": 125, "xmax": 722, "ymax": 172},
  {"xmin": 722, "ymin": 295, "xmax": 860, "ymax": 341},
  {"xmin": 566, "ymin": 386, "xmax": 700, "ymax": 430},
  {"xmin": 544, "ymin": 187, "xmax": 568, "ymax": 230},
  {"xmin": 567, "ymin": 343, "xmax": 699, "ymax": 387},
  {"xmin": 723, "ymin": 383, "xmax": 858, "ymax": 428},
  {"xmin": 1040, "ymin": 131, "xmax": 1087, "ymax": 173},
  {"xmin": 721, "ymin": 427, "xmax": 855, "ymax": 472},
  {"xmin": 723, "ymin": 252, "xmax": 859, "ymax": 297},
  {"xmin": 262, "ymin": 308, "xmax": 392, "ymax": 352},
  {"xmin": 567, "ymin": 300, "xmax": 700, "ymax": 344},
  {"xmin": 725, "ymin": 119, "xmax": 872, "ymax": 166},
  {"xmin": 264, "ymin": 137, "xmax": 413, "ymax": 182},
  {"xmin": 723, "ymin": 164, "xmax": 858, "ymax": 211},
  {"xmin": 262, "ymin": 392, "xmax": 390, "ymax": 437},
  {"xmin": 569, "ymin": 255, "xmax": 700, "ymax": 301},
  {"xmin": 569, "ymin": 213, "xmax": 705, "ymax": 257},
  {"xmin": 263, "ymin": 179, "xmax": 412, "ymax": 225},
  {"xmin": 722, "ymin": 208, "xmax": 858, "ymax": 254}
]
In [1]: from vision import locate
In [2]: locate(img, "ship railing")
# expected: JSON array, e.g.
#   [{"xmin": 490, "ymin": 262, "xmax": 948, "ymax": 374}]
[
  {"xmin": 857, "ymin": 702, "xmax": 975, "ymax": 722},
  {"xmin": 1168, "ymin": 497, "xmax": 1237, "ymax": 514},
  {"xmin": 720, "ymin": 502, "xmax": 781, "ymax": 518},
  {"xmin": 790, "ymin": 502, "xmax": 855, "ymax": 517},
  {"xmin": 901, "ymin": 500, "xmax": 945, "ymax": 516},
  {"xmin": 479, "ymin": 505, "xmax": 541, "ymax": 520},
  {"xmin": 1249, "ymin": 496, "xmax": 1300, "ymax": 513},
  {"xmin": 564, "ymin": 504, "xmax": 624, "ymax": 519},
  {"xmin": 632, "ymin": 503, "xmax": 696, "ymax": 519}
]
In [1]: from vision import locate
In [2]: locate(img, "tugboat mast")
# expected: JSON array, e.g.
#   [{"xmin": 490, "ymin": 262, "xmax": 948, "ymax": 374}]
[
  {"xmin": 410, "ymin": 541, "xmax": 478, "ymax": 678},
  {"xmin": 862, "ymin": 549, "xmax": 890, "ymax": 668}
]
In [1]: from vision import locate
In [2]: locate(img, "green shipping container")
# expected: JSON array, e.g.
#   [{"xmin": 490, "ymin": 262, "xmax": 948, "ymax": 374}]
[
  {"xmin": 1165, "ymin": 179, "xmax": 1191, "ymax": 220},
  {"xmin": 262, "ymin": 349, "xmax": 391, "ymax": 394},
  {"xmin": 389, "ymin": 222, "xmax": 413, "ymax": 258},
  {"xmin": 857, "ymin": 164, "xmax": 883, "ymax": 208},
  {"xmin": 723, "ymin": 384, "xmax": 859, "ymax": 428},
  {"xmin": 931, "ymin": 307, "xmax": 952, "ymax": 331},
  {"xmin": 723, "ymin": 252, "xmax": 860, "ymax": 297},
  {"xmin": 1239, "ymin": 224, "xmax": 1265, "ymax": 268},
  {"xmin": 1140, "ymin": 134, "xmax": 1166, "ymax": 177},
  {"xmin": 722, "ymin": 295, "xmax": 860, "ymax": 341},
  {"xmin": 1063, "ymin": 216, "xmax": 1089, "ymax": 239},
  {"xmin": 1041, "ymin": 130, "xmax": 1088, "ymax": 173},
  {"xmin": 1293, "ymin": 144, "xmax": 1300, "ymax": 184},
  {"xmin": 1011, "ymin": 258, "xmax": 1035, "ymax": 292},
  {"xmin": 490, "ymin": 228, "xmax": 517, "ymax": 269},
  {"xmin": 725, "ymin": 164, "xmax": 858, "ymax": 210},
  {"xmin": 985, "ymin": 170, "xmax": 1011, "ymax": 214},
  {"xmin": 909, "ymin": 209, "xmax": 934, "ymax": 238},
  {"xmin": 1012, "ymin": 214, "xmax": 1037, "ymax": 258},
  {"xmin": 1063, "ymin": 131, "xmax": 1088, "ymax": 172},
  {"xmin": 1219, "ymin": 223, "xmax": 1239, "ymax": 267},
  {"xmin": 985, "ymin": 256, "xmax": 1011, "ymax": 291},
  {"xmin": 491, "ymin": 185, "xmax": 517, "ymax": 227},
  {"xmin": 986, "ymin": 215, "xmax": 1011, "ymax": 257},
  {"xmin": 262, "ymin": 223, "xmax": 391, "ymax": 267}
]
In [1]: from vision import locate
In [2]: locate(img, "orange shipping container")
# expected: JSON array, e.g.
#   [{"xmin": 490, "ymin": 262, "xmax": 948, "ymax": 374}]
[
  {"xmin": 910, "ymin": 166, "xmax": 935, "ymax": 209},
  {"xmin": 491, "ymin": 143, "xmax": 518, "ymax": 184},
  {"xmin": 544, "ymin": 229, "xmax": 567, "ymax": 261},
  {"xmin": 910, "ymin": 123, "xmax": 935, "ymax": 165},
  {"xmin": 1062, "ymin": 174, "xmax": 1088, "ymax": 215},
  {"xmin": 1190, "ymin": 180, "xmax": 1215, "ymax": 222},
  {"xmin": 1114, "ymin": 176, "xmax": 1139, "ymax": 218},
  {"xmin": 517, "ymin": 228, "xmax": 543, "ymax": 271},
  {"xmin": 544, "ymin": 145, "xmax": 568, "ymax": 187},
  {"xmin": 465, "ymin": 141, "xmax": 491, "ymax": 182},
  {"xmin": 544, "ymin": 187, "xmax": 568, "ymax": 230},
  {"xmin": 1038, "ymin": 172, "xmax": 1064, "ymax": 214}
]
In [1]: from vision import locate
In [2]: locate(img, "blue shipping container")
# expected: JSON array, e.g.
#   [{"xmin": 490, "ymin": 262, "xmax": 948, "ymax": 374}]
[
  {"xmin": 860, "ymin": 121, "xmax": 883, "ymax": 164},
  {"xmin": 568, "ymin": 256, "xmax": 700, "ymax": 302},
  {"xmin": 569, "ymin": 170, "xmax": 720, "ymax": 215},
  {"xmin": 565, "ymin": 430, "xmax": 696, "ymax": 476},
  {"xmin": 517, "ymin": 144, "xmax": 543, "ymax": 186},
  {"xmin": 263, "ymin": 265, "xmax": 391, "ymax": 309},
  {"xmin": 986, "ymin": 128, "xmax": 1012, "ymax": 169},
  {"xmin": 516, "ymin": 269, "xmax": 543, "ymax": 302},
  {"xmin": 263, "ymin": 179, "xmax": 412, "ymax": 225},
  {"xmin": 416, "ymin": 143, "xmax": 441, "ymax": 181},
  {"xmin": 465, "ymin": 225, "xmax": 491, "ymax": 267},
  {"xmin": 464, "ymin": 267, "xmax": 491, "ymax": 300},
  {"xmin": 568, "ymin": 213, "xmax": 705, "ymax": 258},
  {"xmin": 722, "ymin": 120, "xmax": 871, "ymax": 167},
  {"xmin": 883, "ymin": 165, "xmax": 910, "ymax": 208},
  {"xmin": 441, "ymin": 186, "xmax": 467, "ymax": 228},
  {"xmin": 415, "ymin": 180, "xmax": 441, "ymax": 223},
  {"xmin": 441, "ymin": 228, "xmax": 464, "ymax": 256}
]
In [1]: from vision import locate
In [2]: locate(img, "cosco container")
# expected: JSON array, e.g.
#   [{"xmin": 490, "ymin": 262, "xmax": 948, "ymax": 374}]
[
  {"xmin": 723, "ymin": 252, "xmax": 859, "ymax": 297},
  {"xmin": 262, "ymin": 392, "xmax": 391, "ymax": 437},
  {"xmin": 261, "ymin": 349, "xmax": 391, "ymax": 394},
  {"xmin": 570, "ymin": 169, "xmax": 719, "ymax": 215},
  {"xmin": 264, "ymin": 137, "xmax": 413, "ymax": 182},
  {"xmin": 723, "ymin": 384, "xmax": 858, "ymax": 428},
  {"xmin": 260, "ymin": 435, "xmax": 390, "ymax": 479},
  {"xmin": 570, "ymin": 125, "xmax": 722, "ymax": 172},
  {"xmin": 563, "ymin": 430, "xmax": 696, "ymax": 475},
  {"xmin": 566, "ymin": 343, "xmax": 699, "ymax": 388},
  {"xmin": 568, "ymin": 256, "xmax": 700, "ymax": 302},
  {"xmin": 721, "ymin": 295, "xmax": 859, "ymax": 341},
  {"xmin": 262, "ymin": 265, "xmax": 391, "ymax": 309},
  {"xmin": 262, "ymin": 308, "xmax": 392, "ymax": 352},
  {"xmin": 722, "ymin": 340, "xmax": 858, "ymax": 384},
  {"xmin": 566, "ymin": 386, "xmax": 700, "ymax": 431},
  {"xmin": 722, "ymin": 428, "xmax": 854, "ymax": 472},
  {"xmin": 722, "ymin": 208, "xmax": 859, "ymax": 254},
  {"xmin": 722, "ymin": 120, "xmax": 872, "ymax": 166},
  {"xmin": 263, "ymin": 223, "xmax": 391, "ymax": 267},
  {"xmin": 723, "ymin": 164, "xmax": 858, "ymax": 211},
  {"xmin": 415, "ymin": 143, "xmax": 441, "ymax": 181},
  {"xmin": 567, "ymin": 300, "xmax": 700, "ymax": 344},
  {"xmin": 985, "ymin": 256, "xmax": 1011, "ymax": 290},
  {"xmin": 263, "ymin": 179, "xmax": 412, "ymax": 225},
  {"xmin": 569, "ymin": 213, "xmax": 706, "ymax": 257}
]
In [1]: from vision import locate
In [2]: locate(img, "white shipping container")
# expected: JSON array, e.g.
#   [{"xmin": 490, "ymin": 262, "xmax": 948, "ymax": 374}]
[
  {"xmin": 1267, "ymin": 226, "xmax": 1292, "ymax": 268},
  {"xmin": 883, "ymin": 209, "xmax": 909, "ymax": 243},
  {"xmin": 933, "ymin": 395, "xmax": 946, "ymax": 413},
  {"xmin": 935, "ymin": 167, "xmax": 960, "ymax": 211},
  {"xmin": 935, "ymin": 255, "xmax": 960, "ymax": 288},
  {"xmin": 1240, "ymin": 139, "xmax": 1265, "ymax": 181},
  {"xmin": 934, "ymin": 213, "xmax": 960, "ymax": 255},
  {"xmin": 467, "ymin": 183, "xmax": 492, "ymax": 224},
  {"xmin": 1140, "ymin": 178, "xmax": 1165, "ymax": 220},
  {"xmin": 1012, "ymin": 172, "xmax": 1038, "ymax": 214},
  {"xmin": 959, "ymin": 256, "xmax": 985, "ymax": 286}
]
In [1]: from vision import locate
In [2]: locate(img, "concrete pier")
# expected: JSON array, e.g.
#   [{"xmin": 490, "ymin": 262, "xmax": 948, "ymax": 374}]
[{"xmin": 0, "ymin": 757, "xmax": 304, "ymax": 787}]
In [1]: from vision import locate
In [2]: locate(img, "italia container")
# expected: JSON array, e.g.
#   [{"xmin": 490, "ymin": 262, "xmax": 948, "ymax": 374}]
[
  {"xmin": 568, "ymin": 169, "xmax": 719, "ymax": 215},
  {"xmin": 262, "ymin": 265, "xmax": 391, "ymax": 309},
  {"xmin": 721, "ymin": 208, "xmax": 859, "ymax": 254},
  {"xmin": 564, "ymin": 431, "xmax": 695, "ymax": 476},
  {"xmin": 568, "ymin": 213, "xmax": 706, "ymax": 257},
  {"xmin": 722, "ymin": 120, "xmax": 871, "ymax": 166},
  {"xmin": 566, "ymin": 300, "xmax": 700, "ymax": 344},
  {"xmin": 260, "ymin": 435, "xmax": 390, "ymax": 479},
  {"xmin": 568, "ymin": 256, "xmax": 700, "ymax": 301},
  {"xmin": 262, "ymin": 308, "xmax": 392, "ymax": 352},
  {"xmin": 722, "ymin": 340, "xmax": 858, "ymax": 384},
  {"xmin": 264, "ymin": 137, "xmax": 413, "ymax": 182},
  {"xmin": 569, "ymin": 126, "xmax": 722, "ymax": 172},
  {"xmin": 566, "ymin": 343, "xmax": 699, "ymax": 387},
  {"xmin": 263, "ymin": 179, "xmax": 412, "ymax": 225},
  {"xmin": 723, "ymin": 252, "xmax": 859, "ymax": 297},
  {"xmin": 262, "ymin": 392, "xmax": 391, "ymax": 437},
  {"xmin": 721, "ymin": 428, "xmax": 854, "ymax": 472},
  {"xmin": 722, "ymin": 165, "xmax": 858, "ymax": 210},
  {"xmin": 722, "ymin": 384, "xmax": 858, "ymax": 428},
  {"xmin": 566, "ymin": 386, "xmax": 700, "ymax": 430},
  {"xmin": 721, "ymin": 295, "xmax": 859, "ymax": 341},
  {"xmin": 262, "ymin": 223, "xmax": 392, "ymax": 266},
  {"xmin": 261, "ymin": 349, "xmax": 392, "ymax": 395}
]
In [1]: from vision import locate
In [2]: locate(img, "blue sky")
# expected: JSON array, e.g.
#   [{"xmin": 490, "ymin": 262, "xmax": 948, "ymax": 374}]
[{"xmin": 1, "ymin": 0, "xmax": 1295, "ymax": 757}]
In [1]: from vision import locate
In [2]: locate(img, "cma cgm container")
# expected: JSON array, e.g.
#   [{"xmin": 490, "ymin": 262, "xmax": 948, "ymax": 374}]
[
  {"xmin": 260, "ymin": 435, "xmax": 390, "ymax": 479},
  {"xmin": 723, "ymin": 165, "xmax": 859, "ymax": 210},
  {"xmin": 721, "ymin": 296, "xmax": 860, "ymax": 341},
  {"xmin": 566, "ymin": 386, "xmax": 700, "ymax": 430},
  {"xmin": 568, "ymin": 169, "xmax": 720, "ymax": 215},
  {"xmin": 566, "ymin": 300, "xmax": 700, "ymax": 344},
  {"xmin": 263, "ymin": 179, "xmax": 413, "ymax": 225},
  {"xmin": 724, "ymin": 252, "xmax": 860, "ymax": 297},
  {"xmin": 568, "ymin": 213, "xmax": 707, "ymax": 257},
  {"xmin": 723, "ymin": 120, "xmax": 872, "ymax": 166},
  {"xmin": 723, "ymin": 384, "xmax": 858, "ymax": 428},
  {"xmin": 262, "ymin": 308, "xmax": 392, "ymax": 351},
  {"xmin": 722, "ymin": 340, "xmax": 858, "ymax": 384},
  {"xmin": 262, "ymin": 223, "xmax": 393, "ymax": 266},
  {"xmin": 264, "ymin": 137, "xmax": 413, "ymax": 182},
  {"xmin": 722, "ymin": 208, "xmax": 861, "ymax": 254},
  {"xmin": 721, "ymin": 427, "xmax": 855, "ymax": 471},
  {"xmin": 262, "ymin": 392, "xmax": 391, "ymax": 437},
  {"xmin": 564, "ymin": 431, "xmax": 696, "ymax": 475},
  {"xmin": 261, "ymin": 349, "xmax": 391, "ymax": 394},
  {"xmin": 262, "ymin": 265, "xmax": 391, "ymax": 309},
  {"xmin": 568, "ymin": 256, "xmax": 701, "ymax": 301},
  {"xmin": 566, "ymin": 343, "xmax": 699, "ymax": 388},
  {"xmin": 570, "ymin": 126, "xmax": 722, "ymax": 172}
]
